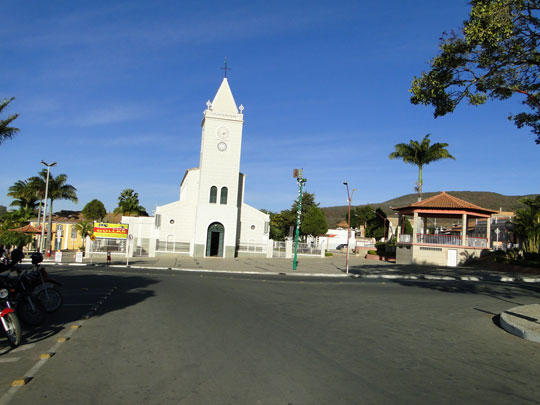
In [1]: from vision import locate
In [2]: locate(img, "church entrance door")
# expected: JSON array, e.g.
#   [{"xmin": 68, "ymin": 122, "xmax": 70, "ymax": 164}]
[{"xmin": 206, "ymin": 222, "xmax": 224, "ymax": 257}]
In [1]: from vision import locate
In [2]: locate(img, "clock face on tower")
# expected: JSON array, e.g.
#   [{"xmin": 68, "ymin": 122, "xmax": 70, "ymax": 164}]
[
  {"xmin": 217, "ymin": 142, "xmax": 227, "ymax": 151},
  {"xmin": 216, "ymin": 126, "xmax": 230, "ymax": 140}
]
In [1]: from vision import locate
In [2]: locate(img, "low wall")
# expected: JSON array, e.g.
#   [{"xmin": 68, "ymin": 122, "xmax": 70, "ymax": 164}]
[{"xmin": 397, "ymin": 243, "xmax": 486, "ymax": 267}]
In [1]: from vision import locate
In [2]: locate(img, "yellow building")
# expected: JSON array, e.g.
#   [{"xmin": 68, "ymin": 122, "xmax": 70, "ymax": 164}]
[{"xmin": 30, "ymin": 212, "xmax": 86, "ymax": 252}]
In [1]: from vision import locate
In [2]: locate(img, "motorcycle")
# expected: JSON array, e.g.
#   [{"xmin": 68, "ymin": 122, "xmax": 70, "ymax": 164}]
[
  {"xmin": 27, "ymin": 253, "xmax": 63, "ymax": 313},
  {"xmin": 1, "ymin": 251, "xmax": 46, "ymax": 326},
  {"xmin": 0, "ymin": 280, "xmax": 21, "ymax": 347}
]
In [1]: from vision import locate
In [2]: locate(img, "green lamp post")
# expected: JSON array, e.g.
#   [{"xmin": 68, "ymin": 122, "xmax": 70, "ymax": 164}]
[{"xmin": 292, "ymin": 169, "xmax": 306, "ymax": 271}]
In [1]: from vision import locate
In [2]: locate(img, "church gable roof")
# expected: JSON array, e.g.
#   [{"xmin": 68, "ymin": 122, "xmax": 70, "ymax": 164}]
[{"xmin": 211, "ymin": 78, "xmax": 238, "ymax": 114}]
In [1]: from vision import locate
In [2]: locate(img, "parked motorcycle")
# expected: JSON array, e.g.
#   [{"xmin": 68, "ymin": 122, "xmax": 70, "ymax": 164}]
[
  {"xmin": 0, "ymin": 280, "xmax": 21, "ymax": 347},
  {"xmin": 28, "ymin": 253, "xmax": 63, "ymax": 313},
  {"xmin": 1, "ymin": 252, "xmax": 46, "ymax": 326}
]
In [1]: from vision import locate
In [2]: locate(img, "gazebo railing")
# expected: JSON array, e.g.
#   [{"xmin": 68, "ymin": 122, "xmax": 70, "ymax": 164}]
[{"xmin": 399, "ymin": 233, "xmax": 488, "ymax": 248}]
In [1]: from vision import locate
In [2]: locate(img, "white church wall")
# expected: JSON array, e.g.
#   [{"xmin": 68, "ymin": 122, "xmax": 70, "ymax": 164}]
[
  {"xmin": 179, "ymin": 168, "xmax": 200, "ymax": 202},
  {"xmin": 238, "ymin": 203, "xmax": 270, "ymax": 252},
  {"xmin": 155, "ymin": 200, "xmax": 197, "ymax": 244}
]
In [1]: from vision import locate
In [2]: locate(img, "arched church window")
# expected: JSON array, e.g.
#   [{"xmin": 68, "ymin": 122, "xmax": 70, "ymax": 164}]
[
  {"xmin": 220, "ymin": 187, "xmax": 228, "ymax": 205},
  {"xmin": 210, "ymin": 186, "xmax": 217, "ymax": 203}
]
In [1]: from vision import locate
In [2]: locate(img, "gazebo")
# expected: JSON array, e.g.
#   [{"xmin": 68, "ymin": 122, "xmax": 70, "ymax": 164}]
[{"xmin": 392, "ymin": 192, "xmax": 497, "ymax": 267}]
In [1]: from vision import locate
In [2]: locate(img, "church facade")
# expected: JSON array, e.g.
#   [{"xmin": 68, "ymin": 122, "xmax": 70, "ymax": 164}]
[{"xmin": 123, "ymin": 78, "xmax": 270, "ymax": 258}]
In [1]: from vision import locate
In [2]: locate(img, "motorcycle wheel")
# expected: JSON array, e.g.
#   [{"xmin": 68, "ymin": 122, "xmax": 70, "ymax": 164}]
[
  {"xmin": 3, "ymin": 312, "xmax": 22, "ymax": 347},
  {"xmin": 36, "ymin": 289, "xmax": 63, "ymax": 313},
  {"xmin": 18, "ymin": 301, "xmax": 46, "ymax": 326}
]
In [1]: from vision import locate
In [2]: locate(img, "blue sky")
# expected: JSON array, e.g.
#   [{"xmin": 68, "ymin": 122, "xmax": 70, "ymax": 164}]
[{"xmin": 1, "ymin": 0, "xmax": 538, "ymax": 215}]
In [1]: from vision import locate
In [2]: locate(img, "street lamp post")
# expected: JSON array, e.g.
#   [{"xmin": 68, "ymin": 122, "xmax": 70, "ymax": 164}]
[
  {"xmin": 39, "ymin": 160, "xmax": 56, "ymax": 253},
  {"xmin": 343, "ymin": 182, "xmax": 356, "ymax": 274},
  {"xmin": 292, "ymin": 169, "xmax": 307, "ymax": 271}
]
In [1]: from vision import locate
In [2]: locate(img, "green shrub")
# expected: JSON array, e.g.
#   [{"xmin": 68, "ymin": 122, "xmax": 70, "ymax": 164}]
[
  {"xmin": 375, "ymin": 242, "xmax": 386, "ymax": 256},
  {"xmin": 325, "ymin": 251, "xmax": 333, "ymax": 257},
  {"xmin": 367, "ymin": 250, "xmax": 377, "ymax": 255}
]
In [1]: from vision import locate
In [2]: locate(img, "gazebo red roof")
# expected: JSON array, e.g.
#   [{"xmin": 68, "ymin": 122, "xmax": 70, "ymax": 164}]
[
  {"xmin": 392, "ymin": 192, "xmax": 497, "ymax": 217},
  {"xmin": 10, "ymin": 224, "xmax": 43, "ymax": 233}
]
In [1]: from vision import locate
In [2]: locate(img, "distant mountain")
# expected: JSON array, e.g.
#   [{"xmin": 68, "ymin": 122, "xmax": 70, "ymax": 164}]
[{"xmin": 322, "ymin": 191, "xmax": 539, "ymax": 228}]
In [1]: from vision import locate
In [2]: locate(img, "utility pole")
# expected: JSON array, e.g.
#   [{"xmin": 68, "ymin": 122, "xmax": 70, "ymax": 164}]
[{"xmin": 292, "ymin": 169, "xmax": 306, "ymax": 271}]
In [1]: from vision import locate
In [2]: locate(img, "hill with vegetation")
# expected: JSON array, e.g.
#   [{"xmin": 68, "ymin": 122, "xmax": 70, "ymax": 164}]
[{"xmin": 322, "ymin": 191, "xmax": 539, "ymax": 228}]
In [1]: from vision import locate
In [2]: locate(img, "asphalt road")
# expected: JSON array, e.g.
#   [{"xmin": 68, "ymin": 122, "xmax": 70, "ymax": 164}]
[{"xmin": 1, "ymin": 267, "xmax": 540, "ymax": 404}]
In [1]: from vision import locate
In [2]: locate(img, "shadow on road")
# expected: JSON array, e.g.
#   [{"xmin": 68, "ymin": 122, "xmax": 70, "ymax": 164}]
[{"xmin": 2, "ymin": 271, "xmax": 158, "ymax": 350}]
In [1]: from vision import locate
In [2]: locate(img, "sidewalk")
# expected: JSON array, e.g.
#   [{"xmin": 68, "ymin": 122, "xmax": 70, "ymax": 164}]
[{"xmin": 33, "ymin": 252, "xmax": 540, "ymax": 344}]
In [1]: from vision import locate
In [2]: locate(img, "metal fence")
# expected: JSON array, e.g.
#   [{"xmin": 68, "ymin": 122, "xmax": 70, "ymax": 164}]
[
  {"xmin": 155, "ymin": 240, "xmax": 190, "ymax": 253},
  {"xmin": 93, "ymin": 238, "xmax": 126, "ymax": 253},
  {"xmin": 401, "ymin": 233, "xmax": 488, "ymax": 248},
  {"xmin": 237, "ymin": 242, "xmax": 267, "ymax": 254},
  {"xmin": 273, "ymin": 241, "xmax": 287, "ymax": 258},
  {"xmin": 297, "ymin": 242, "xmax": 321, "ymax": 256}
]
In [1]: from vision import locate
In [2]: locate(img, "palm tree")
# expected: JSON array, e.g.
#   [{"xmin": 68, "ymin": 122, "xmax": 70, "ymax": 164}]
[
  {"xmin": 114, "ymin": 189, "xmax": 148, "ymax": 217},
  {"xmin": 74, "ymin": 220, "xmax": 93, "ymax": 249},
  {"xmin": 389, "ymin": 134, "xmax": 455, "ymax": 200},
  {"xmin": 512, "ymin": 196, "xmax": 540, "ymax": 253},
  {"xmin": 7, "ymin": 180, "xmax": 38, "ymax": 212},
  {"xmin": 39, "ymin": 169, "xmax": 79, "ymax": 248},
  {"xmin": 0, "ymin": 97, "xmax": 19, "ymax": 146}
]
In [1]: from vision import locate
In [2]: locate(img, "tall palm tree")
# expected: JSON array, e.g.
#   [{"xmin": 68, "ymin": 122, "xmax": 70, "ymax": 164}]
[
  {"xmin": 114, "ymin": 189, "xmax": 148, "ymax": 217},
  {"xmin": 27, "ymin": 171, "xmax": 47, "ymax": 226},
  {"xmin": 389, "ymin": 134, "xmax": 455, "ymax": 200},
  {"xmin": 0, "ymin": 97, "xmax": 19, "ymax": 146},
  {"xmin": 7, "ymin": 180, "xmax": 38, "ymax": 212}
]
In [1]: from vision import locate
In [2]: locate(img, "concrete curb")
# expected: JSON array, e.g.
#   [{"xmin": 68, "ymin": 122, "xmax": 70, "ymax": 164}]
[
  {"xmin": 39, "ymin": 261, "xmax": 540, "ymax": 283},
  {"xmin": 500, "ymin": 304, "xmax": 540, "ymax": 344}
]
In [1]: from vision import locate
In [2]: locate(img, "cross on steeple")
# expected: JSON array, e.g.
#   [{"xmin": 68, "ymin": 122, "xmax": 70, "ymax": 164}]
[{"xmin": 221, "ymin": 57, "xmax": 231, "ymax": 78}]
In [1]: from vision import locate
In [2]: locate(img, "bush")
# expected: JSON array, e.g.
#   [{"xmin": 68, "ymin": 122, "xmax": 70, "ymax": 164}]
[
  {"xmin": 375, "ymin": 242, "xmax": 386, "ymax": 256},
  {"xmin": 325, "ymin": 252, "xmax": 333, "ymax": 257},
  {"xmin": 524, "ymin": 252, "xmax": 540, "ymax": 261},
  {"xmin": 367, "ymin": 250, "xmax": 377, "ymax": 255}
]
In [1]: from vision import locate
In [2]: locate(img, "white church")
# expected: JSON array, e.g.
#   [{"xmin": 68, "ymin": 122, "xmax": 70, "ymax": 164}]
[{"xmin": 123, "ymin": 77, "xmax": 270, "ymax": 258}]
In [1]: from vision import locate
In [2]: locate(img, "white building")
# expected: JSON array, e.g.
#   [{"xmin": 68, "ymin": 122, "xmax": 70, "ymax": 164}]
[{"xmin": 124, "ymin": 77, "xmax": 270, "ymax": 258}]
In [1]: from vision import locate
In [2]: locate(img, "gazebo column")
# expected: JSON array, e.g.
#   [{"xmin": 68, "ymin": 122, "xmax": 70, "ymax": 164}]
[
  {"xmin": 461, "ymin": 213, "xmax": 467, "ymax": 246},
  {"xmin": 396, "ymin": 214, "xmax": 402, "ymax": 242},
  {"xmin": 413, "ymin": 212, "xmax": 419, "ymax": 244},
  {"xmin": 486, "ymin": 214, "xmax": 492, "ymax": 248}
]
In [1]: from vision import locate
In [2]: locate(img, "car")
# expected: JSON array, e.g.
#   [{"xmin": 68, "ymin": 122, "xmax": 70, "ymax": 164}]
[{"xmin": 335, "ymin": 244, "xmax": 348, "ymax": 251}]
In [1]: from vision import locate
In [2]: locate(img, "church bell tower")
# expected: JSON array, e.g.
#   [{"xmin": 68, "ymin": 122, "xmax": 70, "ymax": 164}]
[{"xmin": 192, "ymin": 77, "xmax": 245, "ymax": 257}]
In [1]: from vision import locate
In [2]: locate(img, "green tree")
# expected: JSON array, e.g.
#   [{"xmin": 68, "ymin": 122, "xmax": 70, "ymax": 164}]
[
  {"xmin": 389, "ymin": 134, "xmax": 455, "ymax": 200},
  {"xmin": 266, "ymin": 211, "xmax": 288, "ymax": 241},
  {"xmin": 74, "ymin": 220, "xmax": 93, "ymax": 249},
  {"xmin": 512, "ymin": 195, "xmax": 540, "ymax": 253},
  {"xmin": 0, "ymin": 231, "xmax": 32, "ymax": 249},
  {"xmin": 410, "ymin": 0, "xmax": 540, "ymax": 144},
  {"xmin": 266, "ymin": 192, "xmax": 325, "ymax": 240},
  {"xmin": 0, "ymin": 209, "xmax": 32, "ymax": 231},
  {"xmin": 302, "ymin": 206, "xmax": 328, "ymax": 237},
  {"xmin": 350, "ymin": 205, "xmax": 376, "ymax": 230},
  {"xmin": 0, "ymin": 97, "xmax": 19, "ymax": 146},
  {"xmin": 114, "ymin": 189, "xmax": 148, "ymax": 216},
  {"xmin": 7, "ymin": 179, "xmax": 38, "ymax": 212},
  {"xmin": 82, "ymin": 199, "xmax": 107, "ymax": 222}
]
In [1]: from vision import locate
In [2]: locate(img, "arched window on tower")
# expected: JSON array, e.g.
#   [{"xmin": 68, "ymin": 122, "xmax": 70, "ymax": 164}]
[
  {"xmin": 209, "ymin": 186, "xmax": 217, "ymax": 203},
  {"xmin": 220, "ymin": 187, "xmax": 228, "ymax": 205}
]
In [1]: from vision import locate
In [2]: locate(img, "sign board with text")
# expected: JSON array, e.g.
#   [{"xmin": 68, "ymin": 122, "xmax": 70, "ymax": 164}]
[{"xmin": 93, "ymin": 223, "xmax": 129, "ymax": 240}]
